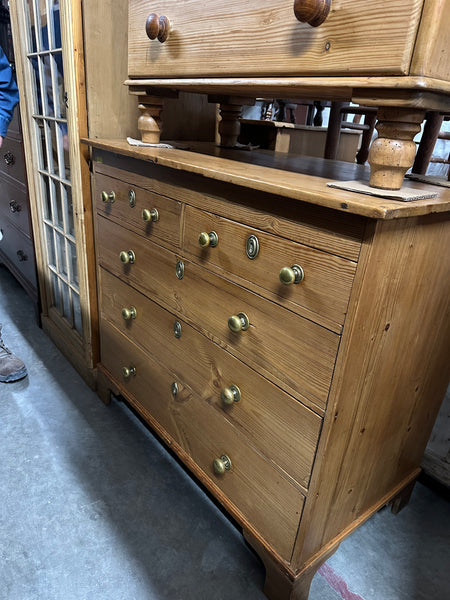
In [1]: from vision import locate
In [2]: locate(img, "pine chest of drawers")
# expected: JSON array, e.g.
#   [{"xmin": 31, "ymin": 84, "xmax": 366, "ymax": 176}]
[{"xmin": 88, "ymin": 140, "xmax": 450, "ymax": 600}]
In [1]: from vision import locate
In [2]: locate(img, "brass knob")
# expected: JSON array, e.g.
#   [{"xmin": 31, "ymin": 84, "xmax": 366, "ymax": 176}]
[
  {"xmin": 101, "ymin": 190, "xmax": 115, "ymax": 203},
  {"xmin": 221, "ymin": 385, "xmax": 241, "ymax": 406},
  {"xmin": 142, "ymin": 208, "xmax": 159, "ymax": 222},
  {"xmin": 122, "ymin": 366, "xmax": 136, "ymax": 379},
  {"xmin": 279, "ymin": 265, "xmax": 304, "ymax": 285},
  {"xmin": 213, "ymin": 454, "xmax": 232, "ymax": 475},
  {"xmin": 198, "ymin": 231, "xmax": 218, "ymax": 248},
  {"xmin": 120, "ymin": 250, "xmax": 135, "ymax": 264},
  {"xmin": 228, "ymin": 312, "xmax": 249, "ymax": 333},
  {"xmin": 293, "ymin": 0, "xmax": 331, "ymax": 27},
  {"xmin": 121, "ymin": 306, "xmax": 137, "ymax": 320},
  {"xmin": 145, "ymin": 13, "xmax": 171, "ymax": 43}
]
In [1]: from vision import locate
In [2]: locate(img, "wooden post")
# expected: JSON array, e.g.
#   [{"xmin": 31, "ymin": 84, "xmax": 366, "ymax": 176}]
[
  {"xmin": 137, "ymin": 95, "xmax": 165, "ymax": 143},
  {"xmin": 209, "ymin": 95, "xmax": 255, "ymax": 147},
  {"xmin": 368, "ymin": 107, "xmax": 425, "ymax": 190}
]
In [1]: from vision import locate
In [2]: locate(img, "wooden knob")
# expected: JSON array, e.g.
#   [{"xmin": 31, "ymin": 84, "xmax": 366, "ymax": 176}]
[
  {"xmin": 293, "ymin": 0, "xmax": 331, "ymax": 27},
  {"xmin": 145, "ymin": 13, "xmax": 170, "ymax": 42}
]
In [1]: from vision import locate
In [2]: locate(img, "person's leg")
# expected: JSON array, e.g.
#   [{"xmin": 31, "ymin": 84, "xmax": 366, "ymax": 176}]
[{"xmin": 0, "ymin": 324, "xmax": 27, "ymax": 382}]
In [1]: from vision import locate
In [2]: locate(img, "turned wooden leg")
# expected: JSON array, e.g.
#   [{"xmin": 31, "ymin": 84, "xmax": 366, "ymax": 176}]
[
  {"xmin": 217, "ymin": 103, "xmax": 244, "ymax": 147},
  {"xmin": 243, "ymin": 530, "xmax": 339, "ymax": 600},
  {"xmin": 368, "ymin": 107, "xmax": 425, "ymax": 190},
  {"xmin": 137, "ymin": 95, "xmax": 164, "ymax": 144}
]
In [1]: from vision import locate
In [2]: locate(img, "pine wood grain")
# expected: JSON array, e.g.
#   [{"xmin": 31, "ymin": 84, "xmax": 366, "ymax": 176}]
[
  {"xmin": 128, "ymin": 0, "xmax": 423, "ymax": 78},
  {"xmin": 99, "ymin": 267, "xmax": 322, "ymax": 489},
  {"xmin": 100, "ymin": 319, "xmax": 305, "ymax": 560},
  {"xmin": 95, "ymin": 216, "xmax": 339, "ymax": 412}
]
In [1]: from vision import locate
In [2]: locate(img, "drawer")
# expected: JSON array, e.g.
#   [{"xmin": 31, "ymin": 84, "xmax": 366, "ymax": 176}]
[
  {"xmin": 0, "ymin": 179, "xmax": 31, "ymax": 238},
  {"xmin": 184, "ymin": 205, "xmax": 357, "ymax": 328},
  {"xmin": 93, "ymin": 171, "xmax": 182, "ymax": 248},
  {"xmin": 0, "ymin": 137, "xmax": 26, "ymax": 185},
  {"xmin": 0, "ymin": 220, "xmax": 37, "ymax": 290},
  {"xmin": 96, "ymin": 216, "xmax": 338, "ymax": 411},
  {"xmin": 100, "ymin": 319, "xmax": 305, "ymax": 560},
  {"xmin": 99, "ymin": 268, "xmax": 322, "ymax": 488},
  {"xmin": 128, "ymin": 0, "xmax": 423, "ymax": 78}
]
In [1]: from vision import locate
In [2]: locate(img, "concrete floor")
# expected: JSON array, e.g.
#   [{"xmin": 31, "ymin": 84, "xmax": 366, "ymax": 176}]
[{"xmin": 0, "ymin": 263, "xmax": 449, "ymax": 600}]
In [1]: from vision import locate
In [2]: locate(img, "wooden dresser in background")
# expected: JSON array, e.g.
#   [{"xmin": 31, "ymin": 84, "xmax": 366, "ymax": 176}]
[{"xmin": 83, "ymin": 1, "xmax": 450, "ymax": 598}]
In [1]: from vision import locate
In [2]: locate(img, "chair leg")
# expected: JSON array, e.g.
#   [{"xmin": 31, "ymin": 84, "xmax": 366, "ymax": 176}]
[{"xmin": 412, "ymin": 111, "xmax": 444, "ymax": 175}]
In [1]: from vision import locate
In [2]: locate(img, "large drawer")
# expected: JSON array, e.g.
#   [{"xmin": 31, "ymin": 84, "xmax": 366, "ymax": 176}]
[
  {"xmin": 184, "ymin": 205, "xmax": 357, "ymax": 329},
  {"xmin": 93, "ymin": 171, "xmax": 182, "ymax": 248},
  {"xmin": 0, "ymin": 179, "xmax": 31, "ymax": 238},
  {"xmin": 128, "ymin": 0, "xmax": 423, "ymax": 78},
  {"xmin": 0, "ymin": 220, "xmax": 37, "ymax": 290},
  {"xmin": 100, "ymin": 319, "xmax": 304, "ymax": 561},
  {"xmin": 96, "ymin": 216, "xmax": 338, "ymax": 411},
  {"xmin": 0, "ymin": 137, "xmax": 26, "ymax": 186},
  {"xmin": 99, "ymin": 267, "xmax": 322, "ymax": 488}
]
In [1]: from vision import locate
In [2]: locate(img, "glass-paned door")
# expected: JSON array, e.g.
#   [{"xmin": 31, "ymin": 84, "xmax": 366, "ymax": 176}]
[{"xmin": 23, "ymin": 0, "xmax": 80, "ymax": 332}]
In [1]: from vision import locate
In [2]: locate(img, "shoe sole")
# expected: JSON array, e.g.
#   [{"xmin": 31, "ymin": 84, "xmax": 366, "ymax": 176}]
[{"xmin": 0, "ymin": 367, "xmax": 28, "ymax": 382}]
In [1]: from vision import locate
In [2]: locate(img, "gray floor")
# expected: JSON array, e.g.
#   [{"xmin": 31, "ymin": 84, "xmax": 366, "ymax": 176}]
[{"xmin": 0, "ymin": 263, "xmax": 449, "ymax": 600}]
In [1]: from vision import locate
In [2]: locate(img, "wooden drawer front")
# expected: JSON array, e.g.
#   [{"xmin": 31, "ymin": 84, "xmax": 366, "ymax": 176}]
[
  {"xmin": 0, "ymin": 221, "xmax": 37, "ymax": 288},
  {"xmin": 0, "ymin": 138, "xmax": 26, "ymax": 185},
  {"xmin": 184, "ymin": 205, "xmax": 356, "ymax": 329},
  {"xmin": 93, "ymin": 172, "xmax": 182, "ymax": 248},
  {"xmin": 96, "ymin": 216, "xmax": 338, "ymax": 411},
  {"xmin": 0, "ymin": 180, "xmax": 31, "ymax": 237},
  {"xmin": 128, "ymin": 0, "xmax": 422, "ymax": 78},
  {"xmin": 99, "ymin": 268, "xmax": 322, "ymax": 489},
  {"xmin": 100, "ymin": 319, "xmax": 304, "ymax": 560}
]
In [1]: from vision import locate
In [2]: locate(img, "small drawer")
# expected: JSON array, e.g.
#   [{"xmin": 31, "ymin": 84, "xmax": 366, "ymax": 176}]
[
  {"xmin": 96, "ymin": 216, "xmax": 338, "ymax": 412},
  {"xmin": 93, "ymin": 171, "xmax": 182, "ymax": 248},
  {"xmin": 100, "ymin": 319, "xmax": 305, "ymax": 561},
  {"xmin": 0, "ymin": 138, "xmax": 26, "ymax": 185},
  {"xmin": 0, "ymin": 180, "xmax": 31, "ymax": 237},
  {"xmin": 184, "ymin": 205, "xmax": 357, "ymax": 329},
  {"xmin": 99, "ymin": 268, "xmax": 322, "ymax": 489},
  {"xmin": 0, "ymin": 220, "xmax": 37, "ymax": 290}
]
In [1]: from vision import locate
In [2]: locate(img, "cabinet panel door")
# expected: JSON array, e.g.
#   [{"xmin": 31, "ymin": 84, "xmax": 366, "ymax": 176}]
[{"xmin": 128, "ymin": 0, "xmax": 423, "ymax": 78}]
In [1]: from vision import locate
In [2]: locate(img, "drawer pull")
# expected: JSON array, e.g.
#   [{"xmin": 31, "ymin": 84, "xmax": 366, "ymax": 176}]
[
  {"xmin": 198, "ymin": 231, "xmax": 218, "ymax": 248},
  {"xmin": 142, "ymin": 208, "xmax": 159, "ymax": 223},
  {"xmin": 279, "ymin": 265, "xmax": 304, "ymax": 285},
  {"xmin": 9, "ymin": 200, "xmax": 22, "ymax": 213},
  {"xmin": 121, "ymin": 306, "xmax": 137, "ymax": 320},
  {"xmin": 293, "ymin": 0, "xmax": 331, "ymax": 27},
  {"xmin": 122, "ymin": 366, "xmax": 136, "ymax": 379},
  {"xmin": 221, "ymin": 384, "xmax": 241, "ymax": 406},
  {"xmin": 101, "ymin": 190, "xmax": 115, "ymax": 203},
  {"xmin": 120, "ymin": 250, "xmax": 135, "ymax": 264},
  {"xmin": 228, "ymin": 312, "xmax": 249, "ymax": 333},
  {"xmin": 145, "ymin": 13, "xmax": 171, "ymax": 43},
  {"xmin": 213, "ymin": 454, "xmax": 232, "ymax": 475},
  {"xmin": 3, "ymin": 151, "xmax": 15, "ymax": 166}
]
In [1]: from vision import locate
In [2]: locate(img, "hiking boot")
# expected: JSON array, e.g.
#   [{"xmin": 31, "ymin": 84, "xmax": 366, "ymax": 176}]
[{"xmin": 0, "ymin": 326, "xmax": 27, "ymax": 382}]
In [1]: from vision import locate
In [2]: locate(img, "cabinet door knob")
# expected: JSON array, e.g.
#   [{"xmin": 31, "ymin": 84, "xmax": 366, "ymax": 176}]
[
  {"xmin": 101, "ymin": 190, "xmax": 115, "ymax": 203},
  {"xmin": 198, "ymin": 231, "xmax": 218, "ymax": 248},
  {"xmin": 121, "ymin": 306, "xmax": 137, "ymax": 320},
  {"xmin": 213, "ymin": 454, "xmax": 232, "ymax": 475},
  {"xmin": 9, "ymin": 200, "xmax": 22, "ymax": 213},
  {"xmin": 120, "ymin": 250, "xmax": 135, "ymax": 264},
  {"xmin": 228, "ymin": 312, "xmax": 249, "ymax": 333},
  {"xmin": 146, "ymin": 13, "xmax": 171, "ymax": 43},
  {"xmin": 142, "ymin": 208, "xmax": 159, "ymax": 222},
  {"xmin": 293, "ymin": 0, "xmax": 331, "ymax": 27},
  {"xmin": 279, "ymin": 265, "xmax": 304, "ymax": 285},
  {"xmin": 122, "ymin": 366, "xmax": 136, "ymax": 379},
  {"xmin": 221, "ymin": 385, "xmax": 241, "ymax": 406}
]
